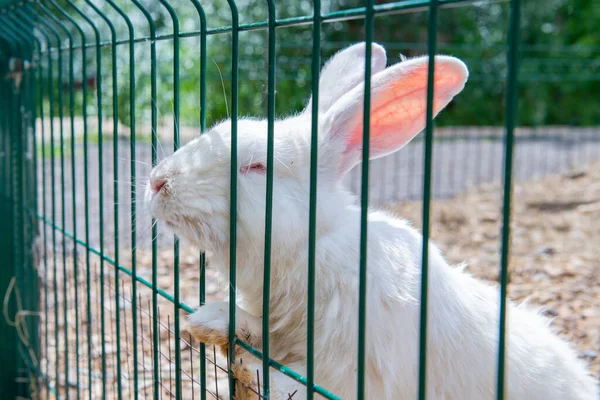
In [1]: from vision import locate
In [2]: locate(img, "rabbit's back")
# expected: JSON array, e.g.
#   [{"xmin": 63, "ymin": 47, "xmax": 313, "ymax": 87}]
[
  {"xmin": 304, "ymin": 209, "xmax": 598, "ymax": 399},
  {"xmin": 364, "ymin": 211, "xmax": 598, "ymax": 399}
]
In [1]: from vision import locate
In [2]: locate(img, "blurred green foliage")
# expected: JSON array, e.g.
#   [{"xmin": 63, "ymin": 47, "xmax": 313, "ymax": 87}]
[{"xmin": 40, "ymin": 0, "xmax": 599, "ymax": 129}]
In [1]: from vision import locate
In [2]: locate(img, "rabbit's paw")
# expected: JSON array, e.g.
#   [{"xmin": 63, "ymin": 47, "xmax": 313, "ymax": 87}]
[{"xmin": 186, "ymin": 301, "xmax": 230, "ymax": 350}]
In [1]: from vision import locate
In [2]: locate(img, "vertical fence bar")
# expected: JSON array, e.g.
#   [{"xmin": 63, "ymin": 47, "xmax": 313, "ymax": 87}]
[
  {"xmin": 149, "ymin": 15, "xmax": 160, "ymax": 392},
  {"xmin": 0, "ymin": 29, "xmax": 30, "ymax": 381},
  {"xmin": 24, "ymin": 24, "xmax": 35, "ymax": 398},
  {"xmin": 5, "ymin": 32, "xmax": 19, "ymax": 394},
  {"xmin": 124, "ymin": 1, "xmax": 160, "ymax": 395},
  {"xmin": 0, "ymin": 31, "xmax": 10, "ymax": 397},
  {"xmin": 87, "ymin": 2, "xmax": 121, "ymax": 396},
  {"xmin": 357, "ymin": 2, "xmax": 374, "ymax": 399},
  {"xmin": 104, "ymin": 2, "xmax": 140, "ymax": 394},
  {"xmin": 127, "ymin": 14, "xmax": 140, "ymax": 389},
  {"xmin": 27, "ymin": 25, "xmax": 40, "ymax": 396},
  {"xmin": 126, "ymin": 1, "xmax": 159, "ymax": 396},
  {"xmin": 6, "ymin": 13, "xmax": 43, "ymax": 396},
  {"xmin": 497, "ymin": 1, "xmax": 521, "ymax": 399},
  {"xmin": 16, "ymin": 19, "xmax": 34, "ymax": 396},
  {"xmin": 62, "ymin": 3, "xmax": 99, "ymax": 397},
  {"xmin": 101, "ymin": 0, "xmax": 125, "ymax": 394},
  {"xmin": 35, "ymin": 4, "xmax": 77, "ymax": 393},
  {"xmin": 81, "ymin": 2, "xmax": 112, "ymax": 396},
  {"xmin": 25, "ymin": 5, "xmax": 63, "ymax": 394},
  {"xmin": 7, "ymin": 26, "xmax": 25, "ymax": 398},
  {"xmin": 156, "ymin": 1, "xmax": 182, "ymax": 397},
  {"xmin": 0, "ymin": 36, "xmax": 31, "ymax": 394},
  {"xmin": 418, "ymin": 1, "xmax": 439, "ymax": 399},
  {"xmin": 33, "ymin": 35, "xmax": 42, "ymax": 399},
  {"xmin": 184, "ymin": 1, "xmax": 208, "ymax": 397},
  {"xmin": 38, "ymin": 5, "xmax": 75, "ymax": 395},
  {"xmin": 0, "ymin": 40, "xmax": 9, "ymax": 391},
  {"xmin": 15, "ymin": 8, "xmax": 56, "ymax": 399},
  {"xmin": 262, "ymin": 1, "xmax": 276, "ymax": 398},
  {"xmin": 58, "ymin": 12, "xmax": 71, "ymax": 389},
  {"xmin": 44, "ymin": 2, "xmax": 86, "ymax": 396},
  {"xmin": 0, "ymin": 21, "xmax": 20, "ymax": 400},
  {"xmin": 12, "ymin": 23, "xmax": 35, "ymax": 395},
  {"xmin": 307, "ymin": 0, "xmax": 321, "ymax": 398},
  {"xmin": 30, "ymin": 19, "xmax": 49, "ymax": 400},
  {"xmin": 34, "ymin": 30, "xmax": 45, "ymax": 400},
  {"xmin": 225, "ymin": 0, "xmax": 240, "ymax": 395}
]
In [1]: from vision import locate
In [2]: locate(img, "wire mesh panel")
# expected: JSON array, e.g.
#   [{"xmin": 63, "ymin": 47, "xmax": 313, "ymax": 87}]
[{"xmin": 1, "ymin": 1, "xmax": 599, "ymax": 400}]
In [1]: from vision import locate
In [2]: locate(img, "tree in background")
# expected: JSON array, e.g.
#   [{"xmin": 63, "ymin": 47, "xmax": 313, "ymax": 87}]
[{"xmin": 45, "ymin": 0, "xmax": 599, "ymax": 129}]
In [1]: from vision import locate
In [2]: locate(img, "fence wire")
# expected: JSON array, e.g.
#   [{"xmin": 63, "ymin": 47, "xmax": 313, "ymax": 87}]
[{"xmin": 0, "ymin": 0, "xmax": 599, "ymax": 400}]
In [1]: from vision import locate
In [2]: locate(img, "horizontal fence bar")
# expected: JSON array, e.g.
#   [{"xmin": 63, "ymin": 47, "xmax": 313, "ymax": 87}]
[
  {"xmin": 0, "ymin": 195, "xmax": 196, "ymax": 314},
  {"xmin": 18, "ymin": 0, "xmax": 509, "ymax": 54},
  {"xmin": 235, "ymin": 338, "xmax": 341, "ymax": 400}
]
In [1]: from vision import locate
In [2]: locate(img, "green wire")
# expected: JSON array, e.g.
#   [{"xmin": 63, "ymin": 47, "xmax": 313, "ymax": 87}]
[
  {"xmin": 88, "ymin": 1, "xmax": 121, "ymax": 396},
  {"xmin": 123, "ymin": 1, "xmax": 160, "ymax": 396},
  {"xmin": 2, "ymin": 16, "xmax": 29, "ymax": 399},
  {"xmin": 224, "ymin": 0, "xmax": 240, "ymax": 395},
  {"xmin": 29, "ymin": 10, "xmax": 57, "ymax": 399},
  {"xmin": 184, "ymin": 0, "xmax": 209, "ymax": 398},
  {"xmin": 307, "ymin": 2, "xmax": 321, "ymax": 399},
  {"xmin": 0, "ymin": 1, "xmax": 528, "ymax": 399},
  {"xmin": 37, "ymin": 5, "xmax": 76, "ymax": 393},
  {"xmin": 34, "ymin": 22, "xmax": 49, "ymax": 400},
  {"xmin": 103, "ymin": 2, "xmax": 140, "ymax": 395},
  {"xmin": 357, "ymin": 2, "xmax": 374, "ymax": 399},
  {"xmin": 418, "ymin": 1, "xmax": 439, "ymax": 399},
  {"xmin": 44, "ymin": 2, "xmax": 86, "ymax": 396},
  {"xmin": 27, "ymin": 5, "xmax": 66, "ymax": 395},
  {"xmin": 61, "ymin": 2, "xmax": 98, "ymax": 397},
  {"xmin": 86, "ymin": 2, "xmax": 114, "ymax": 396},
  {"xmin": 4, "ymin": 17, "xmax": 44, "ymax": 394},
  {"xmin": 262, "ymin": 0, "xmax": 276, "ymax": 398},
  {"xmin": 497, "ymin": 1, "xmax": 521, "ymax": 399},
  {"xmin": 157, "ymin": 1, "xmax": 182, "ymax": 397}
]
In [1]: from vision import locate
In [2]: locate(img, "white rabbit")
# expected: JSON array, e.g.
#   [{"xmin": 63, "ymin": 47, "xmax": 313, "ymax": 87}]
[{"xmin": 146, "ymin": 42, "xmax": 598, "ymax": 400}]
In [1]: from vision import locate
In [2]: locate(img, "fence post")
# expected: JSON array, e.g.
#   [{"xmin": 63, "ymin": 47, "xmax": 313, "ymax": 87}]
[
  {"xmin": 0, "ymin": 54, "xmax": 18, "ymax": 399},
  {"xmin": 0, "ymin": 17, "xmax": 37, "ymax": 398}
]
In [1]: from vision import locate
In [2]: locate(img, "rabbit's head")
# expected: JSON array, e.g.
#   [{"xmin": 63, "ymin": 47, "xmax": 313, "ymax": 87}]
[{"xmin": 147, "ymin": 42, "xmax": 468, "ymax": 259}]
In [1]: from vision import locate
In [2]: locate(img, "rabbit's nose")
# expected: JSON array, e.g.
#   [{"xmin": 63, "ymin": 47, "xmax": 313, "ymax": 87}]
[{"xmin": 150, "ymin": 176, "xmax": 167, "ymax": 194}]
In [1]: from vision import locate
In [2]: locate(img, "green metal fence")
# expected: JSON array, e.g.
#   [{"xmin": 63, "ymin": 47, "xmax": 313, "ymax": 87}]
[{"xmin": 0, "ymin": 0, "xmax": 542, "ymax": 398}]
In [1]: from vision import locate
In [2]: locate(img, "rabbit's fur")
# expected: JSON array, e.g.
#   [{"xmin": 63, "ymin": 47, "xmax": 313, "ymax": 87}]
[{"xmin": 147, "ymin": 43, "xmax": 598, "ymax": 399}]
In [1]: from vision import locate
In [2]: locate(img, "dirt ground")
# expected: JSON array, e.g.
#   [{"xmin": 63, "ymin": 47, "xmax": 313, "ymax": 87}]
[{"xmin": 389, "ymin": 162, "xmax": 600, "ymax": 379}]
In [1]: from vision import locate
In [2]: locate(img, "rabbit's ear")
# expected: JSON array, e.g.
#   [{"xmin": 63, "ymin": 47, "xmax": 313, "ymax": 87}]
[
  {"xmin": 322, "ymin": 56, "xmax": 468, "ymax": 175},
  {"xmin": 304, "ymin": 42, "xmax": 387, "ymax": 115}
]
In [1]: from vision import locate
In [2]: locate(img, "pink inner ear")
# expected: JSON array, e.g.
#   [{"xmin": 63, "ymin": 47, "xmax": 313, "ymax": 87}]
[{"xmin": 346, "ymin": 62, "xmax": 465, "ymax": 156}]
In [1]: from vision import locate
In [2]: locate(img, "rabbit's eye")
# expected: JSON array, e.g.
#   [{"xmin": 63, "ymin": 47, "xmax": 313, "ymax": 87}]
[{"xmin": 240, "ymin": 162, "xmax": 266, "ymax": 174}]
